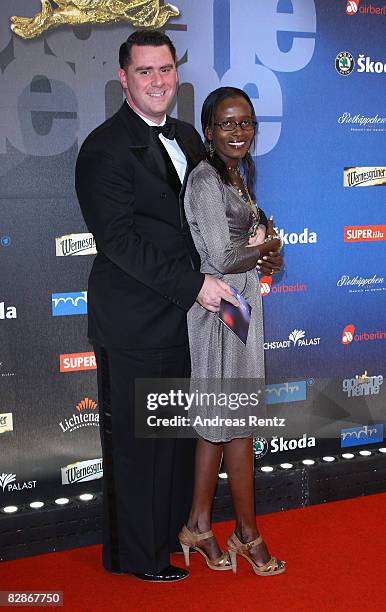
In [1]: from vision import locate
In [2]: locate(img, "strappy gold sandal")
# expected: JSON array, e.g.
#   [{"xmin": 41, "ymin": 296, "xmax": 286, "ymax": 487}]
[
  {"xmin": 227, "ymin": 532, "xmax": 286, "ymax": 576},
  {"xmin": 178, "ymin": 525, "xmax": 232, "ymax": 571}
]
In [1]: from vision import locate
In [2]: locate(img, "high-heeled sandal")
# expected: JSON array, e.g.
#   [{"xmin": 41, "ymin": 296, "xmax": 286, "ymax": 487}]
[
  {"xmin": 227, "ymin": 532, "xmax": 286, "ymax": 576},
  {"xmin": 178, "ymin": 525, "xmax": 232, "ymax": 571}
]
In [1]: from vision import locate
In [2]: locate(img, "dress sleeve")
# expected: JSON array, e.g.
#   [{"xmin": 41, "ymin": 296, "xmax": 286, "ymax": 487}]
[{"xmin": 184, "ymin": 166, "xmax": 261, "ymax": 275}]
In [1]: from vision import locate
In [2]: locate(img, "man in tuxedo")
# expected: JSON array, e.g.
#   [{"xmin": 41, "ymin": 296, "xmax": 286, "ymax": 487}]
[{"xmin": 75, "ymin": 30, "xmax": 237, "ymax": 582}]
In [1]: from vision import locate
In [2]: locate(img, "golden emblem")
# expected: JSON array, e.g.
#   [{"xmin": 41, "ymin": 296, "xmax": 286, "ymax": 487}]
[
  {"xmin": 355, "ymin": 371, "xmax": 370, "ymax": 385},
  {"xmin": 10, "ymin": 0, "xmax": 179, "ymax": 40}
]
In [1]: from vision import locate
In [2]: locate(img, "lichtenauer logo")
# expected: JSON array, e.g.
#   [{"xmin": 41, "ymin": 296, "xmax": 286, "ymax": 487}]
[
  {"xmin": 52, "ymin": 292, "xmax": 87, "ymax": 316},
  {"xmin": 0, "ymin": 413, "xmax": 13, "ymax": 434},
  {"xmin": 61, "ymin": 458, "xmax": 103, "ymax": 485},
  {"xmin": 341, "ymin": 323, "xmax": 386, "ymax": 344},
  {"xmin": 344, "ymin": 166, "xmax": 386, "ymax": 187},
  {"xmin": 59, "ymin": 397, "xmax": 99, "ymax": 434},
  {"xmin": 266, "ymin": 381, "xmax": 307, "ymax": 405},
  {"xmin": 60, "ymin": 352, "xmax": 97, "ymax": 373},
  {"xmin": 264, "ymin": 329, "xmax": 321, "ymax": 350},
  {"xmin": 56, "ymin": 233, "xmax": 97, "ymax": 257},
  {"xmin": 343, "ymin": 374, "xmax": 383, "ymax": 397},
  {"xmin": 337, "ymin": 274, "xmax": 385, "ymax": 293},
  {"xmin": 344, "ymin": 225, "xmax": 386, "ymax": 242},
  {"xmin": 341, "ymin": 424, "xmax": 384, "ymax": 447}
]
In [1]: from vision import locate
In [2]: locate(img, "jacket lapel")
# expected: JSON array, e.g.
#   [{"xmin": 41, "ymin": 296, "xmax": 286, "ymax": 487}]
[{"xmin": 118, "ymin": 102, "xmax": 168, "ymax": 184}]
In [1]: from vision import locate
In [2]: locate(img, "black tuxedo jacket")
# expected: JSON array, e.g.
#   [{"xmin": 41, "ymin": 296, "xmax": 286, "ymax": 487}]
[{"xmin": 75, "ymin": 102, "xmax": 205, "ymax": 349}]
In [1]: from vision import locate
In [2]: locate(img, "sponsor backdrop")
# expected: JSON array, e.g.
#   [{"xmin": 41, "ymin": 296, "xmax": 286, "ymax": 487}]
[{"xmin": 0, "ymin": 0, "xmax": 385, "ymax": 506}]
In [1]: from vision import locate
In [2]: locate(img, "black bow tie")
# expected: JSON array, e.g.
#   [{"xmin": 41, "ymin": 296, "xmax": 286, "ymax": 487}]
[{"xmin": 152, "ymin": 122, "xmax": 176, "ymax": 140}]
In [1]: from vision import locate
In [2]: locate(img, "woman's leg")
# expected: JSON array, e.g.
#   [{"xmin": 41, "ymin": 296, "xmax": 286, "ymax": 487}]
[
  {"xmin": 185, "ymin": 437, "xmax": 223, "ymax": 559},
  {"xmin": 223, "ymin": 437, "xmax": 271, "ymax": 565}
]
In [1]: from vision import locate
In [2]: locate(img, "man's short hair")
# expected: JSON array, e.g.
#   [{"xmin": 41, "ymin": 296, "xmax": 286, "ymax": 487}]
[{"xmin": 119, "ymin": 30, "xmax": 177, "ymax": 69}]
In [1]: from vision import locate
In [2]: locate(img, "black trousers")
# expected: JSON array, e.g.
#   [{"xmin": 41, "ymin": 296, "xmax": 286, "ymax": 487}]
[{"xmin": 93, "ymin": 343, "xmax": 195, "ymax": 574}]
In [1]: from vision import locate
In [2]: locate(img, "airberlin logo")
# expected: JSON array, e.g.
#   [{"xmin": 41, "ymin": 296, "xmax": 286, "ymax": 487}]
[
  {"xmin": 260, "ymin": 276, "xmax": 272, "ymax": 297},
  {"xmin": 260, "ymin": 277, "xmax": 307, "ymax": 297},
  {"xmin": 346, "ymin": 0, "xmax": 360, "ymax": 14},
  {"xmin": 342, "ymin": 323, "xmax": 386, "ymax": 345},
  {"xmin": 346, "ymin": 1, "xmax": 386, "ymax": 16},
  {"xmin": 60, "ymin": 352, "xmax": 97, "ymax": 373},
  {"xmin": 342, "ymin": 324, "xmax": 355, "ymax": 344}
]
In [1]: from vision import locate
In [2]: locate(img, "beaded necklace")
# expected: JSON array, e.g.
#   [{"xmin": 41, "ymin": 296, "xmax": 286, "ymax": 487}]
[{"xmin": 228, "ymin": 164, "xmax": 261, "ymax": 237}]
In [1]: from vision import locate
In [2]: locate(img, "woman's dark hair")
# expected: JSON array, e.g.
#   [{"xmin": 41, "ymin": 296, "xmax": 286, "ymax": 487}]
[
  {"xmin": 201, "ymin": 87, "xmax": 257, "ymax": 200},
  {"xmin": 119, "ymin": 30, "xmax": 176, "ymax": 69}
]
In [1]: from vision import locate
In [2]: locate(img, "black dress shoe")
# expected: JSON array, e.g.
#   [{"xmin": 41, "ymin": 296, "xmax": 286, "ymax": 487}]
[{"xmin": 132, "ymin": 565, "xmax": 189, "ymax": 582}]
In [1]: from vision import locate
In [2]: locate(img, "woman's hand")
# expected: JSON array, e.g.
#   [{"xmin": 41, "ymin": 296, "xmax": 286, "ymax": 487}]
[{"xmin": 247, "ymin": 224, "xmax": 266, "ymax": 247}]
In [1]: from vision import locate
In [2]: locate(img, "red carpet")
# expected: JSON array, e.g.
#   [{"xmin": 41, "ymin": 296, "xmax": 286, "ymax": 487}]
[{"xmin": 1, "ymin": 493, "xmax": 385, "ymax": 611}]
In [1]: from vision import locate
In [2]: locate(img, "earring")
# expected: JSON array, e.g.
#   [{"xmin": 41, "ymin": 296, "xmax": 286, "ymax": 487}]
[{"xmin": 209, "ymin": 141, "xmax": 215, "ymax": 159}]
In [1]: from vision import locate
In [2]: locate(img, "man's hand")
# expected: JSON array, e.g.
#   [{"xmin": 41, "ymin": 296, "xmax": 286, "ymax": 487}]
[
  {"xmin": 257, "ymin": 250, "xmax": 283, "ymax": 276},
  {"xmin": 197, "ymin": 276, "xmax": 238, "ymax": 312}
]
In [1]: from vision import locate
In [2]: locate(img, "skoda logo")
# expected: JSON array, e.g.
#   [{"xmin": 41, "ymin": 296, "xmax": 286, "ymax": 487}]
[
  {"xmin": 335, "ymin": 51, "xmax": 355, "ymax": 75},
  {"xmin": 253, "ymin": 437, "xmax": 269, "ymax": 460}
]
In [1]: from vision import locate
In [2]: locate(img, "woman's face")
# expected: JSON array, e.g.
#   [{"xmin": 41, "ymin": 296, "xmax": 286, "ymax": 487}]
[{"xmin": 206, "ymin": 96, "xmax": 255, "ymax": 167}]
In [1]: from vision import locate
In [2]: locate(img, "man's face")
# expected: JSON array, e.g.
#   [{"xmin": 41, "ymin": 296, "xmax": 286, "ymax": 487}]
[{"xmin": 118, "ymin": 44, "xmax": 178, "ymax": 124}]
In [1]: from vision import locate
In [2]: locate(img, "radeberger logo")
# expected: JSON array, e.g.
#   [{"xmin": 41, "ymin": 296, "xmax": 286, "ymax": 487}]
[
  {"xmin": 344, "ymin": 166, "xmax": 386, "ymax": 187},
  {"xmin": 61, "ymin": 458, "xmax": 103, "ymax": 485},
  {"xmin": 56, "ymin": 233, "xmax": 97, "ymax": 257},
  {"xmin": 344, "ymin": 225, "xmax": 386, "ymax": 242},
  {"xmin": 0, "ymin": 413, "xmax": 13, "ymax": 434}
]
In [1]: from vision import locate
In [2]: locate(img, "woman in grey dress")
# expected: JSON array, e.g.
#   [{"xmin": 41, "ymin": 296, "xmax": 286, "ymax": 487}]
[{"xmin": 178, "ymin": 87, "xmax": 286, "ymax": 576}]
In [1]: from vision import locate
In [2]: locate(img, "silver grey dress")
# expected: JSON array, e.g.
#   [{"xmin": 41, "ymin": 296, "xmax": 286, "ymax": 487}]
[{"xmin": 184, "ymin": 160, "xmax": 265, "ymax": 442}]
